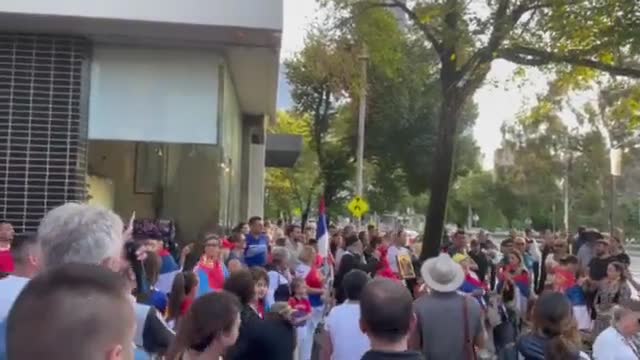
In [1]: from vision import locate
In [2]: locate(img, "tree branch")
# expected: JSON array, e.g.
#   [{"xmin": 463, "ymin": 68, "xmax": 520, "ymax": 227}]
[
  {"xmin": 364, "ymin": 0, "xmax": 444, "ymax": 54},
  {"xmin": 499, "ymin": 46, "xmax": 640, "ymax": 78}
]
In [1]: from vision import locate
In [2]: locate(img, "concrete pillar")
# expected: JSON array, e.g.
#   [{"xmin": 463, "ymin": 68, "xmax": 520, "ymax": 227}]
[{"xmin": 241, "ymin": 114, "xmax": 266, "ymax": 219}]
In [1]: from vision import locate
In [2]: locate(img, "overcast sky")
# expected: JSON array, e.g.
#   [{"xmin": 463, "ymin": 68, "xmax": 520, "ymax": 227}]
[{"xmin": 280, "ymin": 0, "xmax": 549, "ymax": 169}]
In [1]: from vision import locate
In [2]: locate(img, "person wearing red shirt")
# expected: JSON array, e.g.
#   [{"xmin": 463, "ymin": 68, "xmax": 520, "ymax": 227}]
[
  {"xmin": 195, "ymin": 237, "xmax": 229, "ymax": 295},
  {"xmin": 288, "ymin": 277, "xmax": 312, "ymax": 360},
  {"xmin": 0, "ymin": 221, "xmax": 15, "ymax": 274}
]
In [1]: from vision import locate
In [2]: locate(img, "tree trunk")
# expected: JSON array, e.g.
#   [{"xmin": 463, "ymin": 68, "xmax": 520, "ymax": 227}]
[{"xmin": 421, "ymin": 81, "xmax": 465, "ymax": 260}]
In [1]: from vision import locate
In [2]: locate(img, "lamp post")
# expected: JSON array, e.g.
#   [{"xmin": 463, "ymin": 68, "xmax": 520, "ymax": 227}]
[
  {"xmin": 609, "ymin": 147, "xmax": 622, "ymax": 234},
  {"xmin": 355, "ymin": 46, "xmax": 369, "ymax": 229}
]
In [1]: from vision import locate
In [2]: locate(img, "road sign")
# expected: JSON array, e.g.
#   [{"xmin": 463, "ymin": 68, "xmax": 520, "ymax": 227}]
[{"xmin": 348, "ymin": 196, "xmax": 370, "ymax": 218}]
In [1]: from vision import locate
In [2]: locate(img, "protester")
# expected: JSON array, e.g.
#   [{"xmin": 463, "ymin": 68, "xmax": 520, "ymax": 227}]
[
  {"xmin": 322, "ymin": 269, "xmax": 371, "ymax": 360},
  {"xmin": 224, "ymin": 269, "xmax": 264, "ymax": 359},
  {"xmin": 7, "ymin": 263, "xmax": 135, "ymax": 360},
  {"xmin": 296, "ymin": 245, "xmax": 326, "ymax": 331},
  {"xmin": 447, "ymin": 229, "xmax": 468, "ymax": 256},
  {"xmin": 410, "ymin": 253, "xmax": 485, "ymax": 360},
  {"xmin": 334, "ymin": 235, "xmax": 379, "ymax": 303},
  {"xmin": 592, "ymin": 261, "xmax": 632, "ymax": 337},
  {"xmin": 285, "ymin": 224, "xmax": 304, "ymax": 263},
  {"xmin": 194, "ymin": 236, "xmax": 229, "ymax": 295},
  {"xmin": 387, "ymin": 230, "xmax": 410, "ymax": 278},
  {"xmin": 289, "ymin": 277, "xmax": 313, "ymax": 360},
  {"xmin": 165, "ymin": 291, "xmax": 241, "ymax": 360},
  {"xmin": 453, "ymin": 253, "xmax": 487, "ymax": 307},
  {"xmin": 267, "ymin": 246, "xmax": 292, "ymax": 305},
  {"xmin": 0, "ymin": 221, "xmax": 14, "ymax": 274},
  {"xmin": 536, "ymin": 230, "xmax": 556, "ymax": 294},
  {"xmin": 250, "ymin": 266, "xmax": 270, "ymax": 318},
  {"xmin": 167, "ymin": 271, "xmax": 199, "ymax": 329},
  {"xmin": 577, "ymin": 230, "xmax": 604, "ymax": 271},
  {"xmin": 262, "ymin": 302, "xmax": 297, "ymax": 360},
  {"xmin": 609, "ymin": 235, "xmax": 630, "ymax": 266},
  {"xmin": 587, "ymin": 236, "xmax": 613, "ymax": 282},
  {"xmin": 143, "ymin": 250, "xmax": 169, "ymax": 314},
  {"xmin": 497, "ymin": 250, "xmax": 531, "ymax": 320},
  {"xmin": 468, "ymin": 239, "xmax": 490, "ymax": 286},
  {"xmin": 226, "ymin": 231, "xmax": 246, "ymax": 265},
  {"xmin": 516, "ymin": 292, "xmax": 587, "ymax": 360},
  {"xmin": 0, "ymin": 233, "xmax": 39, "ymax": 318},
  {"xmin": 245, "ymin": 217, "xmax": 269, "ymax": 267},
  {"xmin": 0, "ymin": 203, "xmax": 174, "ymax": 358},
  {"xmin": 592, "ymin": 305, "xmax": 640, "ymax": 359},
  {"xmin": 360, "ymin": 279, "xmax": 422, "ymax": 360}
]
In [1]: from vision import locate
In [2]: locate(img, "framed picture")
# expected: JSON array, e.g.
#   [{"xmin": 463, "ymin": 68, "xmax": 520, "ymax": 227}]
[
  {"xmin": 134, "ymin": 142, "xmax": 165, "ymax": 194},
  {"xmin": 398, "ymin": 254, "xmax": 416, "ymax": 279}
]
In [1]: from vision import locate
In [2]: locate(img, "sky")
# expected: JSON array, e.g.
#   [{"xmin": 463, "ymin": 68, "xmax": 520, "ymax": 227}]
[{"xmin": 280, "ymin": 0, "xmax": 549, "ymax": 169}]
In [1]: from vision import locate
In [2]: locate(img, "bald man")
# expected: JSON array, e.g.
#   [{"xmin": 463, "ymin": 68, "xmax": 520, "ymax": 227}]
[{"xmin": 7, "ymin": 263, "xmax": 136, "ymax": 360}]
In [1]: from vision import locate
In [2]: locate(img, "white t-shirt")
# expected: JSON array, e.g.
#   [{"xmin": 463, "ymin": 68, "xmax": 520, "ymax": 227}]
[
  {"xmin": 0, "ymin": 275, "xmax": 30, "ymax": 319},
  {"xmin": 324, "ymin": 302, "xmax": 370, "ymax": 360},
  {"xmin": 386, "ymin": 245, "xmax": 409, "ymax": 274},
  {"xmin": 593, "ymin": 326, "xmax": 640, "ymax": 360}
]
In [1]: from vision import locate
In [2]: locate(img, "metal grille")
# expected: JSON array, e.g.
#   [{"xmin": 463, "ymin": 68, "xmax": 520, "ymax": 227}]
[{"xmin": 0, "ymin": 34, "xmax": 90, "ymax": 233}]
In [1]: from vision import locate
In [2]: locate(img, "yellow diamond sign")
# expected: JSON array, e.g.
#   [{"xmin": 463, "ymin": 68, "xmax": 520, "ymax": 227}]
[{"xmin": 347, "ymin": 196, "xmax": 369, "ymax": 218}]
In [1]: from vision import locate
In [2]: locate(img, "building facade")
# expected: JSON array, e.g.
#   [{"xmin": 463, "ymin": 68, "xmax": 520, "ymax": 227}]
[{"xmin": 0, "ymin": 0, "xmax": 292, "ymax": 241}]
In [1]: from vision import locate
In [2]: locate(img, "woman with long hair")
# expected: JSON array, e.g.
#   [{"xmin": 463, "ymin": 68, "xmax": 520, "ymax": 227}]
[
  {"xmin": 592, "ymin": 261, "xmax": 632, "ymax": 337},
  {"xmin": 165, "ymin": 291, "xmax": 241, "ymax": 360},
  {"xmin": 517, "ymin": 292, "xmax": 587, "ymax": 360},
  {"xmin": 167, "ymin": 271, "xmax": 199, "ymax": 329}
]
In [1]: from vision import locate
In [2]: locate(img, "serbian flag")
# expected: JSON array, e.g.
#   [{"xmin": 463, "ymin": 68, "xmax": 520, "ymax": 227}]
[
  {"xmin": 155, "ymin": 249, "xmax": 181, "ymax": 294},
  {"xmin": 316, "ymin": 197, "xmax": 329, "ymax": 258}
]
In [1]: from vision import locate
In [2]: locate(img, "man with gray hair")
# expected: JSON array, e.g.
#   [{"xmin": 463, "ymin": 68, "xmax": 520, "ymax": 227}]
[
  {"xmin": 593, "ymin": 305, "xmax": 640, "ymax": 358},
  {"xmin": 0, "ymin": 203, "xmax": 174, "ymax": 359}
]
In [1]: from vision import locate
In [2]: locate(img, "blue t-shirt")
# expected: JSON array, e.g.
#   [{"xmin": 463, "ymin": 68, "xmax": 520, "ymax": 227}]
[
  {"xmin": 148, "ymin": 289, "xmax": 168, "ymax": 315},
  {"xmin": 244, "ymin": 233, "xmax": 269, "ymax": 267}
]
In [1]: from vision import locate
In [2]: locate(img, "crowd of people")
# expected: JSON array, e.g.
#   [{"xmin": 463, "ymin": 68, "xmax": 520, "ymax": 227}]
[{"xmin": 0, "ymin": 205, "xmax": 640, "ymax": 359}]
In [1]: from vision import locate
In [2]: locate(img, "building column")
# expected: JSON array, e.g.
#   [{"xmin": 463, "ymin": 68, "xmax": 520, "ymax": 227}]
[
  {"xmin": 241, "ymin": 114, "xmax": 266, "ymax": 220},
  {"xmin": 0, "ymin": 34, "xmax": 91, "ymax": 233}
]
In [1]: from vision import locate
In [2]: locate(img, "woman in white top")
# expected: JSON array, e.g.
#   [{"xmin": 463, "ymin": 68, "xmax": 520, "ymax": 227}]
[
  {"xmin": 165, "ymin": 292, "xmax": 241, "ymax": 360},
  {"xmin": 593, "ymin": 305, "xmax": 640, "ymax": 360}
]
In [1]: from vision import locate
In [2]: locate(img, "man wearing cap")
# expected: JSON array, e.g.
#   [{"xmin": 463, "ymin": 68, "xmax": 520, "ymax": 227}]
[
  {"xmin": 587, "ymin": 236, "xmax": 613, "ymax": 282},
  {"xmin": 409, "ymin": 253, "xmax": 485, "ymax": 360}
]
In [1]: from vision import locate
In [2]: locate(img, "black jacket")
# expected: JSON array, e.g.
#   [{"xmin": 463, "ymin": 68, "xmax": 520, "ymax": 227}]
[
  {"xmin": 226, "ymin": 306, "xmax": 296, "ymax": 360},
  {"xmin": 334, "ymin": 252, "xmax": 379, "ymax": 303}
]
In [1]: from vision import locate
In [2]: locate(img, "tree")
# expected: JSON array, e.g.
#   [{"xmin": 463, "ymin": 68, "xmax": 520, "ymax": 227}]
[
  {"xmin": 322, "ymin": 0, "xmax": 640, "ymax": 259},
  {"xmin": 264, "ymin": 112, "xmax": 322, "ymax": 221},
  {"xmin": 285, "ymin": 32, "xmax": 357, "ymax": 212}
]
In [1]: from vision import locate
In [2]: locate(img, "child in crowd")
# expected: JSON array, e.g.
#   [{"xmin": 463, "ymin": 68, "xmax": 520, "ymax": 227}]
[
  {"xmin": 557, "ymin": 255, "xmax": 591, "ymax": 331},
  {"xmin": 143, "ymin": 250, "xmax": 168, "ymax": 314},
  {"xmin": 167, "ymin": 271, "xmax": 199, "ymax": 329},
  {"xmin": 250, "ymin": 266, "xmax": 270, "ymax": 318},
  {"xmin": 453, "ymin": 253, "xmax": 488, "ymax": 307},
  {"xmin": 288, "ymin": 277, "xmax": 312, "ymax": 360}
]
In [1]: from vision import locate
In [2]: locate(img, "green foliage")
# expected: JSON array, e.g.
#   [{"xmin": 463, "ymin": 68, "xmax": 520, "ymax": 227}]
[{"xmin": 264, "ymin": 112, "xmax": 321, "ymax": 220}]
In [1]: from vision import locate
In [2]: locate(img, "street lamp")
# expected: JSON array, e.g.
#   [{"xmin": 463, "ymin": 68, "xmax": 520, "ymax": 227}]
[
  {"xmin": 355, "ymin": 45, "xmax": 369, "ymax": 229},
  {"xmin": 609, "ymin": 147, "xmax": 623, "ymax": 234}
]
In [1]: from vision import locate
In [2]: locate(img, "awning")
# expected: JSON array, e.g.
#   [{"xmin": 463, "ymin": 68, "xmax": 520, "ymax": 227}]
[{"xmin": 265, "ymin": 134, "xmax": 302, "ymax": 168}]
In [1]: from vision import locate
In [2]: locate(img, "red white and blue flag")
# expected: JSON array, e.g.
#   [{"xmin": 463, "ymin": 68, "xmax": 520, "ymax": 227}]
[{"xmin": 316, "ymin": 197, "xmax": 329, "ymax": 258}]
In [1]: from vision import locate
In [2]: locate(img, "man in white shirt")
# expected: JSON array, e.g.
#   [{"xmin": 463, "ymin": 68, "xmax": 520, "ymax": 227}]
[
  {"xmin": 0, "ymin": 233, "xmax": 40, "ymax": 319},
  {"xmin": 593, "ymin": 306, "xmax": 640, "ymax": 359},
  {"xmin": 322, "ymin": 269, "xmax": 371, "ymax": 360},
  {"xmin": 387, "ymin": 230, "xmax": 410, "ymax": 276}
]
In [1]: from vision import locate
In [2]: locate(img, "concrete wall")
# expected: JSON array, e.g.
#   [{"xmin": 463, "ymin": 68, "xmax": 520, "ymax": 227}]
[
  {"xmin": 88, "ymin": 141, "xmax": 156, "ymax": 219},
  {"xmin": 0, "ymin": 0, "xmax": 283, "ymax": 31},
  {"xmin": 88, "ymin": 140, "xmax": 223, "ymax": 242}
]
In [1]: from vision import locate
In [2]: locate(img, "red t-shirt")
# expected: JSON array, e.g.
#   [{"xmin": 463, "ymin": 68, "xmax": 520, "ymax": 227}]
[
  {"xmin": 180, "ymin": 297, "xmax": 194, "ymax": 316},
  {"xmin": 0, "ymin": 249, "xmax": 14, "ymax": 273},
  {"xmin": 288, "ymin": 296, "xmax": 312, "ymax": 315}
]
